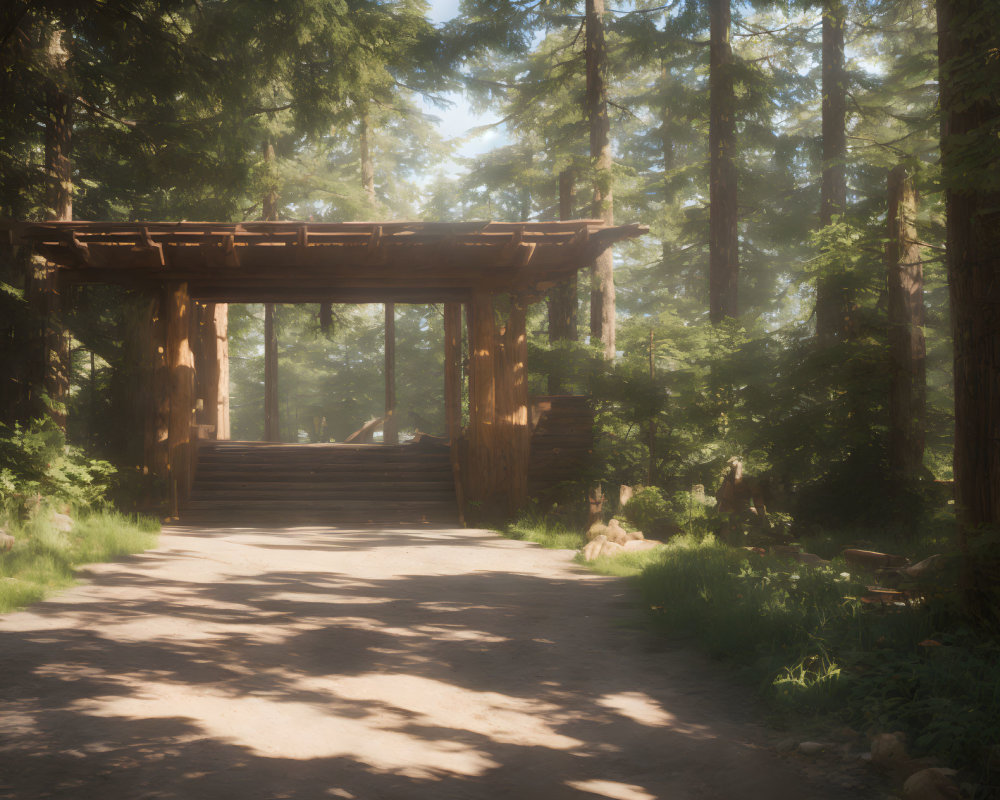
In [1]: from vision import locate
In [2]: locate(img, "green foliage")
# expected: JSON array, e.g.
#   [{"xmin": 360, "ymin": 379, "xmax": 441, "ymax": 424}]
[
  {"xmin": 635, "ymin": 538, "xmax": 999, "ymax": 775},
  {"xmin": 0, "ymin": 508, "xmax": 158, "ymax": 613},
  {"xmin": 0, "ymin": 420, "xmax": 114, "ymax": 511},
  {"xmin": 623, "ymin": 487, "xmax": 718, "ymax": 538}
]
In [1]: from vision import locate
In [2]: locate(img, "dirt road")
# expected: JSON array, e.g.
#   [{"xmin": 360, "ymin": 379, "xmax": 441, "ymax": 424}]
[{"xmin": 0, "ymin": 524, "xmax": 871, "ymax": 799}]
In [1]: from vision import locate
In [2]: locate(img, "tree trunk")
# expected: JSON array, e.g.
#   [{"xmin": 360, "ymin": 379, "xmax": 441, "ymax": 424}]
[
  {"xmin": 586, "ymin": 0, "xmax": 615, "ymax": 359},
  {"xmin": 886, "ymin": 165, "xmax": 925, "ymax": 483},
  {"xmin": 262, "ymin": 141, "xmax": 279, "ymax": 442},
  {"xmin": 264, "ymin": 302, "xmax": 279, "ymax": 442},
  {"xmin": 937, "ymin": 0, "xmax": 1000, "ymax": 626},
  {"xmin": 360, "ymin": 113, "xmax": 376, "ymax": 207},
  {"xmin": 548, "ymin": 169, "xmax": 578, "ymax": 392},
  {"xmin": 33, "ymin": 27, "xmax": 73, "ymax": 427},
  {"xmin": 816, "ymin": 0, "xmax": 850, "ymax": 342},
  {"xmin": 709, "ymin": 0, "xmax": 738, "ymax": 323},
  {"xmin": 384, "ymin": 302, "xmax": 398, "ymax": 445}
]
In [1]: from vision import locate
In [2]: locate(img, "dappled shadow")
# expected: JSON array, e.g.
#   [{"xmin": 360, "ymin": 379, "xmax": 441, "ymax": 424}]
[{"xmin": 0, "ymin": 525, "xmax": 871, "ymax": 799}]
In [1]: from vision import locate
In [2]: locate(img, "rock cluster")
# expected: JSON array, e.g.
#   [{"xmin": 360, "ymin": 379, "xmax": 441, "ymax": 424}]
[{"xmin": 582, "ymin": 518, "xmax": 660, "ymax": 561}]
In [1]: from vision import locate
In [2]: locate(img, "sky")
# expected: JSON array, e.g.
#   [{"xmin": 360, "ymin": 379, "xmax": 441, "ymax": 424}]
[{"xmin": 416, "ymin": 0, "xmax": 509, "ymax": 174}]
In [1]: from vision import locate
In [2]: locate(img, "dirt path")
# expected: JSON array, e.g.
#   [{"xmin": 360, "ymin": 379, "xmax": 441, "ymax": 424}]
[{"xmin": 0, "ymin": 524, "xmax": 872, "ymax": 799}]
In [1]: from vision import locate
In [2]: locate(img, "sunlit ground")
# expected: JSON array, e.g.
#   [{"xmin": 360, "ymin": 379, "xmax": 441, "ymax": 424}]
[{"xmin": 0, "ymin": 524, "xmax": 868, "ymax": 799}]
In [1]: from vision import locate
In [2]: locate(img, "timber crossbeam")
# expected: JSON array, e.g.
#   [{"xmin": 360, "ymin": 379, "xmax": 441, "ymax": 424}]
[{"xmin": 6, "ymin": 220, "xmax": 647, "ymax": 303}]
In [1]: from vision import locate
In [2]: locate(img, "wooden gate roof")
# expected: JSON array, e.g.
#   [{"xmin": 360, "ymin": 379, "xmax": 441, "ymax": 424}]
[{"xmin": 5, "ymin": 219, "xmax": 647, "ymax": 303}]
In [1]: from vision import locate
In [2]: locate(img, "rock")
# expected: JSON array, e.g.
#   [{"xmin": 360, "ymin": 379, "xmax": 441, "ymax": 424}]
[
  {"xmin": 0, "ymin": 530, "xmax": 14, "ymax": 552},
  {"xmin": 619, "ymin": 484, "xmax": 635, "ymax": 507},
  {"xmin": 599, "ymin": 540, "xmax": 625, "ymax": 558},
  {"xmin": 797, "ymin": 552, "xmax": 832, "ymax": 567},
  {"xmin": 583, "ymin": 535, "xmax": 608, "ymax": 561},
  {"xmin": 624, "ymin": 539, "xmax": 659, "ymax": 552},
  {"xmin": 605, "ymin": 518, "xmax": 629, "ymax": 546},
  {"xmin": 871, "ymin": 732, "xmax": 908, "ymax": 769},
  {"xmin": 626, "ymin": 529, "xmax": 644, "ymax": 541},
  {"xmin": 587, "ymin": 522, "xmax": 609, "ymax": 541},
  {"xmin": 50, "ymin": 512, "xmax": 73, "ymax": 533},
  {"xmin": 776, "ymin": 737, "xmax": 797, "ymax": 753},
  {"xmin": 902, "ymin": 768, "xmax": 961, "ymax": 800},
  {"xmin": 797, "ymin": 741, "xmax": 827, "ymax": 755}
]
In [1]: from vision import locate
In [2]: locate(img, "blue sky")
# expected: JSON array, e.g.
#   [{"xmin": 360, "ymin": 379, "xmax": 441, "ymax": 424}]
[{"xmin": 416, "ymin": 0, "xmax": 507, "ymax": 172}]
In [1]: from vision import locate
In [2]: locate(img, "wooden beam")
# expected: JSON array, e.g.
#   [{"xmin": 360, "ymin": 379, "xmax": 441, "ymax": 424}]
[
  {"xmin": 384, "ymin": 302, "xmax": 398, "ymax": 445},
  {"xmin": 166, "ymin": 281, "xmax": 195, "ymax": 518},
  {"xmin": 264, "ymin": 302, "xmax": 279, "ymax": 442}
]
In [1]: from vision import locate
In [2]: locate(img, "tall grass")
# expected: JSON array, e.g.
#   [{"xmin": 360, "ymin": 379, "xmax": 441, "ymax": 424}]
[
  {"xmin": 0, "ymin": 508, "xmax": 159, "ymax": 613},
  {"xmin": 635, "ymin": 537, "xmax": 999, "ymax": 781},
  {"xmin": 501, "ymin": 514, "xmax": 999, "ymax": 783}
]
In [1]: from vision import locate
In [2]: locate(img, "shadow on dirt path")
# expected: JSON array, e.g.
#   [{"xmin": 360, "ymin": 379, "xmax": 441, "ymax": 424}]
[{"xmin": 0, "ymin": 524, "xmax": 875, "ymax": 799}]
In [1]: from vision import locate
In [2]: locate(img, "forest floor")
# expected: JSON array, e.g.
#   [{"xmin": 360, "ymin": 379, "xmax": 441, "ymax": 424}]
[{"xmin": 0, "ymin": 523, "xmax": 882, "ymax": 799}]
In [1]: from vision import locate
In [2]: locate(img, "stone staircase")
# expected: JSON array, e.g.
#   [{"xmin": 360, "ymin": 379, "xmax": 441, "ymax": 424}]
[{"xmin": 181, "ymin": 441, "xmax": 459, "ymax": 525}]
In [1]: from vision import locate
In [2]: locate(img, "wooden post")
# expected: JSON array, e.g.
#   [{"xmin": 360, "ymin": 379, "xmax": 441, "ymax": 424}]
[
  {"xmin": 196, "ymin": 302, "xmax": 230, "ymax": 440},
  {"xmin": 166, "ymin": 282, "xmax": 195, "ymax": 518},
  {"xmin": 444, "ymin": 302, "xmax": 465, "ymax": 523},
  {"xmin": 384, "ymin": 302, "xmax": 398, "ymax": 445},
  {"xmin": 444, "ymin": 303, "xmax": 462, "ymax": 443},
  {"xmin": 495, "ymin": 297, "xmax": 530, "ymax": 512},
  {"xmin": 145, "ymin": 291, "xmax": 169, "ymax": 482},
  {"xmin": 468, "ymin": 292, "xmax": 497, "ymax": 508},
  {"xmin": 264, "ymin": 302, "xmax": 279, "ymax": 442}
]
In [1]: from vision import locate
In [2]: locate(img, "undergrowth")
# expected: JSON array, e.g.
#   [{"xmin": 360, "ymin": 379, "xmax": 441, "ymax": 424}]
[
  {"xmin": 500, "ymin": 514, "xmax": 1000, "ymax": 790},
  {"xmin": 0, "ymin": 508, "xmax": 159, "ymax": 613}
]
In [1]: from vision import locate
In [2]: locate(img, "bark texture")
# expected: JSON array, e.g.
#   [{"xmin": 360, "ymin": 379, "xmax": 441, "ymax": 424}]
[
  {"xmin": 548, "ymin": 170, "xmax": 578, "ymax": 392},
  {"xmin": 886, "ymin": 166, "xmax": 925, "ymax": 482},
  {"xmin": 384, "ymin": 302, "xmax": 398, "ymax": 445},
  {"xmin": 360, "ymin": 113, "xmax": 376, "ymax": 207},
  {"xmin": 816, "ymin": 0, "xmax": 851, "ymax": 342},
  {"xmin": 937, "ymin": 0, "xmax": 1000, "ymax": 624},
  {"xmin": 586, "ymin": 0, "xmax": 615, "ymax": 359},
  {"xmin": 708, "ymin": 0, "xmax": 738, "ymax": 323},
  {"xmin": 264, "ymin": 302, "xmax": 279, "ymax": 442},
  {"xmin": 166, "ymin": 282, "xmax": 195, "ymax": 517}
]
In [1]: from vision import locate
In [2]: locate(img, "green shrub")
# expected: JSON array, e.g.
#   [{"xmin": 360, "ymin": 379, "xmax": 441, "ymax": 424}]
[
  {"xmin": 635, "ymin": 538, "xmax": 999, "ymax": 777},
  {"xmin": 622, "ymin": 486, "xmax": 716, "ymax": 538},
  {"xmin": 0, "ymin": 420, "xmax": 114, "ymax": 513}
]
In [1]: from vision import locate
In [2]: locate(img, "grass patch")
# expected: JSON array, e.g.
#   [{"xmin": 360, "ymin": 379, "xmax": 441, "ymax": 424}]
[
  {"xmin": 500, "ymin": 513, "xmax": 999, "ymax": 786},
  {"xmin": 0, "ymin": 508, "xmax": 159, "ymax": 613},
  {"xmin": 502, "ymin": 515, "xmax": 587, "ymax": 550},
  {"xmin": 636, "ymin": 537, "xmax": 1000, "ymax": 783}
]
